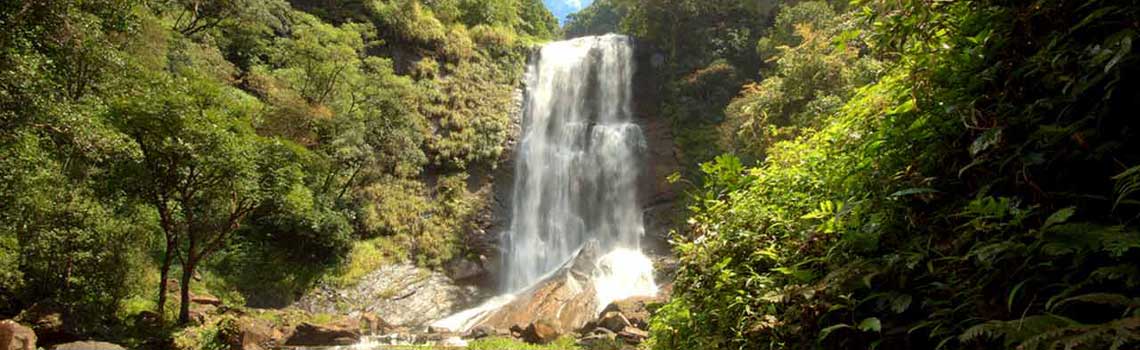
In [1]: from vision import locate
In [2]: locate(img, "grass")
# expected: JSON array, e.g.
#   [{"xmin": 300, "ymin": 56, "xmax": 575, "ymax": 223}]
[
  {"xmin": 327, "ymin": 236, "xmax": 408, "ymax": 287},
  {"xmin": 468, "ymin": 336, "xmax": 582, "ymax": 350}
]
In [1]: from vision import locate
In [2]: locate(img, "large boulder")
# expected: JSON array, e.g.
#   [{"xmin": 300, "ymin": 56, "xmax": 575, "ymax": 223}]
[
  {"xmin": 49, "ymin": 341, "xmax": 125, "ymax": 350},
  {"xmin": 521, "ymin": 319, "xmax": 560, "ymax": 345},
  {"xmin": 0, "ymin": 320, "xmax": 35, "ymax": 350},
  {"xmin": 283, "ymin": 322, "xmax": 360, "ymax": 346},
  {"xmin": 433, "ymin": 241, "xmax": 603, "ymax": 333}
]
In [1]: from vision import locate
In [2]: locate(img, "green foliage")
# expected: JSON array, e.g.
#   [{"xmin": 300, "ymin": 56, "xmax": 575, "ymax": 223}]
[
  {"xmin": 468, "ymin": 336, "xmax": 582, "ymax": 350},
  {"xmin": 563, "ymin": 0, "xmax": 626, "ymax": 38},
  {"xmin": 653, "ymin": 0, "xmax": 1140, "ymax": 349},
  {"xmin": 720, "ymin": 2, "xmax": 882, "ymax": 162},
  {"xmin": 0, "ymin": 0, "xmax": 153, "ymax": 328},
  {"xmin": 0, "ymin": 0, "xmax": 550, "ymax": 339}
]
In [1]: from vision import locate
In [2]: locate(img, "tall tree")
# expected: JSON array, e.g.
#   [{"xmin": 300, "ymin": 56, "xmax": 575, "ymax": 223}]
[{"xmin": 113, "ymin": 74, "xmax": 302, "ymax": 323}]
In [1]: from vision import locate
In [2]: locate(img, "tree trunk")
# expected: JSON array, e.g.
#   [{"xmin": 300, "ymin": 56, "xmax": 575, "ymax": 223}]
[
  {"xmin": 178, "ymin": 259, "xmax": 194, "ymax": 325},
  {"xmin": 156, "ymin": 239, "xmax": 175, "ymax": 322}
]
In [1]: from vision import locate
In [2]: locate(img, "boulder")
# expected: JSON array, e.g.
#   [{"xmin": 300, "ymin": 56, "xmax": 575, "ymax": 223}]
[
  {"xmin": 219, "ymin": 318, "xmax": 275, "ymax": 350},
  {"xmin": 598, "ymin": 311, "xmax": 631, "ymax": 333},
  {"xmin": 600, "ymin": 295, "xmax": 664, "ymax": 330},
  {"xmin": 49, "ymin": 341, "xmax": 125, "ymax": 350},
  {"xmin": 0, "ymin": 320, "xmax": 35, "ymax": 350},
  {"xmin": 617, "ymin": 326, "xmax": 648, "ymax": 345},
  {"xmin": 284, "ymin": 322, "xmax": 361, "ymax": 346},
  {"xmin": 521, "ymin": 320, "xmax": 560, "ymax": 345},
  {"xmin": 441, "ymin": 242, "xmax": 603, "ymax": 333}
]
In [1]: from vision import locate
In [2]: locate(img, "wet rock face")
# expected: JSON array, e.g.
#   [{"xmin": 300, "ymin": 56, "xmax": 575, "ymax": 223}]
[
  {"xmin": 632, "ymin": 42, "xmax": 683, "ymax": 258},
  {"xmin": 467, "ymin": 242, "xmax": 603, "ymax": 333},
  {"xmin": 295, "ymin": 263, "xmax": 485, "ymax": 327}
]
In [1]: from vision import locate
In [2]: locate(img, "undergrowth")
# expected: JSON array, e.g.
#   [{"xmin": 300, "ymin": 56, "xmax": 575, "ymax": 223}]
[{"xmin": 652, "ymin": 0, "xmax": 1140, "ymax": 349}]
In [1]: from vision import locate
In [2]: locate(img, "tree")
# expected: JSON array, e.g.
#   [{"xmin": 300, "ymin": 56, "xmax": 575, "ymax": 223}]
[{"xmin": 113, "ymin": 73, "xmax": 302, "ymax": 324}]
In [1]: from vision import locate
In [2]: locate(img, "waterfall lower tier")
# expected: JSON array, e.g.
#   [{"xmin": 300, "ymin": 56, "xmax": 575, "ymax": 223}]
[{"xmin": 432, "ymin": 34, "xmax": 657, "ymax": 333}]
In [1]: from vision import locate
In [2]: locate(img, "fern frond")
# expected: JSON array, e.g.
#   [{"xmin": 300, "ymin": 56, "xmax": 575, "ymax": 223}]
[
  {"xmin": 1016, "ymin": 316, "xmax": 1140, "ymax": 350},
  {"xmin": 959, "ymin": 314, "xmax": 1077, "ymax": 347},
  {"xmin": 1052, "ymin": 293, "xmax": 1140, "ymax": 313},
  {"xmin": 1088, "ymin": 264, "xmax": 1140, "ymax": 288},
  {"xmin": 1112, "ymin": 165, "xmax": 1140, "ymax": 211}
]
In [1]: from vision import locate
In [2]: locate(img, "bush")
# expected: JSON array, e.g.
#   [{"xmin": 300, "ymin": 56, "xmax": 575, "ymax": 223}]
[{"xmin": 654, "ymin": 1, "xmax": 1140, "ymax": 349}]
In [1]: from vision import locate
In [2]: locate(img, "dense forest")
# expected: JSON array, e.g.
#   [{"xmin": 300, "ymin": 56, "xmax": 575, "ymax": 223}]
[
  {"xmin": 2, "ymin": 0, "xmax": 1139, "ymax": 349},
  {"xmin": 1, "ymin": 0, "xmax": 556, "ymax": 347}
]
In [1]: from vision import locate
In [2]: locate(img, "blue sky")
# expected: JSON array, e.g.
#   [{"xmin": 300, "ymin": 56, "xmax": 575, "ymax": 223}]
[{"xmin": 543, "ymin": 0, "xmax": 593, "ymax": 24}]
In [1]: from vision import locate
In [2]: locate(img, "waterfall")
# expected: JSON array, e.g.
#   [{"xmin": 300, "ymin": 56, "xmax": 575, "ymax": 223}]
[
  {"xmin": 431, "ymin": 34, "xmax": 656, "ymax": 333},
  {"xmin": 503, "ymin": 34, "xmax": 647, "ymax": 292}
]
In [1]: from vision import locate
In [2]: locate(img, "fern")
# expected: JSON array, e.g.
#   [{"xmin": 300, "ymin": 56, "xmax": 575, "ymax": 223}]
[
  {"xmin": 1112, "ymin": 166, "xmax": 1140, "ymax": 211},
  {"xmin": 1019, "ymin": 316, "xmax": 1140, "ymax": 350},
  {"xmin": 1040, "ymin": 223, "xmax": 1138, "ymax": 258},
  {"xmin": 1089, "ymin": 265, "xmax": 1140, "ymax": 288},
  {"xmin": 1051, "ymin": 293, "xmax": 1140, "ymax": 313},
  {"xmin": 959, "ymin": 314, "xmax": 1077, "ymax": 347}
]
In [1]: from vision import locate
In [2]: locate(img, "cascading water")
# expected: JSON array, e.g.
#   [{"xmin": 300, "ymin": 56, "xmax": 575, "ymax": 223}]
[
  {"xmin": 504, "ymin": 34, "xmax": 647, "ymax": 291},
  {"xmin": 432, "ymin": 34, "xmax": 657, "ymax": 333}
]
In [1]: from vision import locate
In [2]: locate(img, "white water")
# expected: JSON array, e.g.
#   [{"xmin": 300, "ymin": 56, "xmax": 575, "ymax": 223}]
[
  {"xmin": 592, "ymin": 248, "xmax": 657, "ymax": 314},
  {"xmin": 505, "ymin": 34, "xmax": 647, "ymax": 291},
  {"xmin": 432, "ymin": 34, "xmax": 657, "ymax": 333}
]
